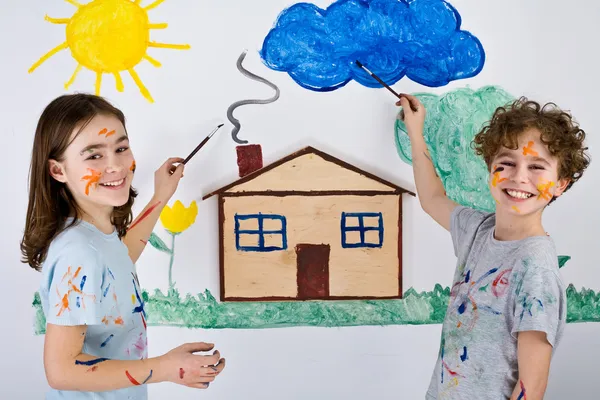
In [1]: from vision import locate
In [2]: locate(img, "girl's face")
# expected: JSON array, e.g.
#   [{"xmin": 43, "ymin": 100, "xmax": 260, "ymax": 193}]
[
  {"xmin": 50, "ymin": 114, "xmax": 135, "ymax": 211},
  {"xmin": 488, "ymin": 128, "xmax": 568, "ymax": 217}
]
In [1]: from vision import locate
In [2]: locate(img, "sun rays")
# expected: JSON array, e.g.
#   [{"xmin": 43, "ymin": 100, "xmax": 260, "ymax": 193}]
[{"xmin": 29, "ymin": 0, "xmax": 191, "ymax": 102}]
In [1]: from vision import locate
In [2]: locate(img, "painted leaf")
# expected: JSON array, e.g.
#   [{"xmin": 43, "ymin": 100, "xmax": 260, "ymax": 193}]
[
  {"xmin": 558, "ymin": 255, "xmax": 571, "ymax": 269},
  {"xmin": 149, "ymin": 232, "xmax": 171, "ymax": 254}
]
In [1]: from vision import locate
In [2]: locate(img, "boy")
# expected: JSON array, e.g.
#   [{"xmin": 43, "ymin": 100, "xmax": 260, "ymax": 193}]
[{"xmin": 397, "ymin": 94, "xmax": 590, "ymax": 399}]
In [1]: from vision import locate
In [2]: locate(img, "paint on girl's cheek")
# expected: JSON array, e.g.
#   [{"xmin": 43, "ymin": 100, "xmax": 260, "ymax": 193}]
[
  {"xmin": 537, "ymin": 180, "xmax": 555, "ymax": 201},
  {"xmin": 98, "ymin": 128, "xmax": 116, "ymax": 137},
  {"xmin": 81, "ymin": 169, "xmax": 102, "ymax": 195},
  {"xmin": 522, "ymin": 141, "xmax": 539, "ymax": 157},
  {"xmin": 130, "ymin": 160, "xmax": 136, "ymax": 172},
  {"xmin": 512, "ymin": 206, "xmax": 521, "ymax": 213}
]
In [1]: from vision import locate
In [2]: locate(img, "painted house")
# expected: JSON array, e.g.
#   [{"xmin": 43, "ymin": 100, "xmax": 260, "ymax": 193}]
[{"xmin": 203, "ymin": 145, "xmax": 415, "ymax": 301}]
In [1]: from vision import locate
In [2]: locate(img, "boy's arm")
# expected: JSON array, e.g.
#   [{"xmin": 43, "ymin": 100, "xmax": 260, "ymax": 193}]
[
  {"xmin": 509, "ymin": 331, "xmax": 552, "ymax": 400},
  {"xmin": 44, "ymin": 324, "xmax": 222, "ymax": 391},
  {"xmin": 398, "ymin": 95, "xmax": 458, "ymax": 231},
  {"xmin": 123, "ymin": 157, "xmax": 184, "ymax": 263}
]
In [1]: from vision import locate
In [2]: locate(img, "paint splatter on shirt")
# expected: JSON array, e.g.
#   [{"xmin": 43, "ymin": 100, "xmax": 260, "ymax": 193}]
[
  {"xmin": 39, "ymin": 218, "xmax": 148, "ymax": 399},
  {"xmin": 426, "ymin": 206, "xmax": 566, "ymax": 399}
]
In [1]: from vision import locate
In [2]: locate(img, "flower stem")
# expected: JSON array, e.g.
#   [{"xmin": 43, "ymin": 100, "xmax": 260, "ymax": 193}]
[{"xmin": 168, "ymin": 232, "xmax": 176, "ymax": 293}]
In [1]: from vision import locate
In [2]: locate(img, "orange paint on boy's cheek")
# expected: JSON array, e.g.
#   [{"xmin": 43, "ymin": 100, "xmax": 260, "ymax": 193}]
[
  {"xmin": 536, "ymin": 180, "xmax": 555, "ymax": 201},
  {"xmin": 522, "ymin": 141, "xmax": 539, "ymax": 157},
  {"xmin": 81, "ymin": 169, "xmax": 102, "ymax": 195}
]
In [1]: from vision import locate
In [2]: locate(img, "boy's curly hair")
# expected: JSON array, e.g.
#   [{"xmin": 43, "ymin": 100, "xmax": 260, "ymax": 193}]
[{"xmin": 472, "ymin": 97, "xmax": 590, "ymax": 199}]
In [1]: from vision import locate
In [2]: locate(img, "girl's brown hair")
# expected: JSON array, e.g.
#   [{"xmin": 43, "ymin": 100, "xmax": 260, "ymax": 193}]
[{"xmin": 21, "ymin": 93, "xmax": 137, "ymax": 271}]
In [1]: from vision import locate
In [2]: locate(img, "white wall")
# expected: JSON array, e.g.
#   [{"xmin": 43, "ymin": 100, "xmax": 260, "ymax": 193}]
[{"xmin": 1, "ymin": 0, "xmax": 599, "ymax": 398}]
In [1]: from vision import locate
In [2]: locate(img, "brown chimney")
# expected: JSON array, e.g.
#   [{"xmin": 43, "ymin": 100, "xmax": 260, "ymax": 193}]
[{"xmin": 236, "ymin": 144, "xmax": 263, "ymax": 177}]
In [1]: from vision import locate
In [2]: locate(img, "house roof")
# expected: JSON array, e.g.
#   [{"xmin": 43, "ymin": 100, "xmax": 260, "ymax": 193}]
[{"xmin": 202, "ymin": 146, "xmax": 416, "ymax": 200}]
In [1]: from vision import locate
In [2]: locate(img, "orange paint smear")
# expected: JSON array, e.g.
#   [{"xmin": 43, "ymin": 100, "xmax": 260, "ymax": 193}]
[
  {"xmin": 512, "ymin": 206, "xmax": 521, "ymax": 213},
  {"xmin": 522, "ymin": 141, "xmax": 539, "ymax": 157},
  {"xmin": 55, "ymin": 266, "xmax": 96, "ymax": 316},
  {"xmin": 491, "ymin": 172, "xmax": 507, "ymax": 187},
  {"xmin": 98, "ymin": 128, "xmax": 116, "ymax": 137},
  {"xmin": 130, "ymin": 160, "xmax": 136, "ymax": 172},
  {"xmin": 537, "ymin": 181, "xmax": 555, "ymax": 201},
  {"xmin": 81, "ymin": 169, "xmax": 102, "ymax": 195}
]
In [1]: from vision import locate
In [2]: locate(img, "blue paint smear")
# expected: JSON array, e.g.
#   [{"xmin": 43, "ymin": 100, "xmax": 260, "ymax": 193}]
[
  {"xmin": 457, "ymin": 301, "xmax": 466, "ymax": 314},
  {"xmin": 132, "ymin": 277, "xmax": 147, "ymax": 319},
  {"xmin": 341, "ymin": 212, "xmax": 383, "ymax": 248},
  {"xmin": 100, "ymin": 334, "xmax": 114, "ymax": 348},
  {"xmin": 79, "ymin": 275, "xmax": 87, "ymax": 290},
  {"xmin": 107, "ymin": 268, "xmax": 115, "ymax": 280},
  {"xmin": 75, "ymin": 358, "xmax": 109, "ymax": 366},
  {"xmin": 464, "ymin": 270, "xmax": 470, "ymax": 283},
  {"xmin": 460, "ymin": 346, "xmax": 468, "ymax": 362},
  {"xmin": 235, "ymin": 213, "xmax": 288, "ymax": 252},
  {"xmin": 474, "ymin": 267, "xmax": 499, "ymax": 285},
  {"xmin": 76, "ymin": 296, "xmax": 81, "ymax": 308},
  {"xmin": 103, "ymin": 283, "xmax": 111, "ymax": 298},
  {"xmin": 478, "ymin": 305, "xmax": 502, "ymax": 315},
  {"xmin": 260, "ymin": 0, "xmax": 485, "ymax": 91},
  {"xmin": 142, "ymin": 370, "xmax": 153, "ymax": 384}
]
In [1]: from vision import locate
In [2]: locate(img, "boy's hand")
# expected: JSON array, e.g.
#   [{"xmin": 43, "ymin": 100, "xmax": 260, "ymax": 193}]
[
  {"xmin": 396, "ymin": 94, "xmax": 426, "ymax": 138},
  {"xmin": 160, "ymin": 342, "xmax": 226, "ymax": 389},
  {"xmin": 153, "ymin": 157, "xmax": 185, "ymax": 203}
]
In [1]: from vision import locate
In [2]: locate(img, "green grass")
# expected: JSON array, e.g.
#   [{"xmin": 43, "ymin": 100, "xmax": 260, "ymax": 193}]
[{"xmin": 31, "ymin": 283, "xmax": 600, "ymax": 335}]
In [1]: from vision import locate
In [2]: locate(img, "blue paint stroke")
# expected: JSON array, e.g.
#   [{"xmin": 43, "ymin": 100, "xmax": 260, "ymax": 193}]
[
  {"xmin": 100, "ymin": 334, "xmax": 114, "ymax": 348},
  {"xmin": 457, "ymin": 301, "xmax": 466, "ymax": 314},
  {"xmin": 478, "ymin": 305, "xmax": 502, "ymax": 315},
  {"xmin": 341, "ymin": 212, "xmax": 383, "ymax": 248},
  {"xmin": 460, "ymin": 346, "xmax": 468, "ymax": 362},
  {"xmin": 79, "ymin": 275, "xmax": 87, "ymax": 290},
  {"xmin": 260, "ymin": 0, "xmax": 485, "ymax": 91},
  {"xmin": 103, "ymin": 283, "xmax": 111, "ymax": 298},
  {"xmin": 142, "ymin": 370, "xmax": 153, "ymax": 384},
  {"xmin": 132, "ymin": 276, "xmax": 147, "ymax": 319},
  {"xmin": 107, "ymin": 268, "xmax": 115, "ymax": 280},
  {"xmin": 519, "ymin": 295, "xmax": 544, "ymax": 321},
  {"xmin": 76, "ymin": 296, "xmax": 81, "ymax": 308},
  {"xmin": 465, "ymin": 270, "xmax": 470, "ymax": 283},
  {"xmin": 474, "ymin": 268, "xmax": 499, "ymax": 286},
  {"xmin": 235, "ymin": 213, "xmax": 288, "ymax": 252},
  {"xmin": 75, "ymin": 358, "xmax": 109, "ymax": 366}
]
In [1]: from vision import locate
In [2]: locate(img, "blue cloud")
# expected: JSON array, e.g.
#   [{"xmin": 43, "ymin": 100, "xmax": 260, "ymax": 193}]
[{"xmin": 260, "ymin": 0, "xmax": 485, "ymax": 91}]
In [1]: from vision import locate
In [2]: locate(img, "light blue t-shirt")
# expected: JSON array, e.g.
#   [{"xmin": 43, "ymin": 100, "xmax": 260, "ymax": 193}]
[{"xmin": 39, "ymin": 219, "xmax": 148, "ymax": 399}]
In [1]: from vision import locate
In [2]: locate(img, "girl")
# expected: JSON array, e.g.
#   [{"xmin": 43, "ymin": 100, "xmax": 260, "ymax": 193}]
[{"xmin": 20, "ymin": 93, "xmax": 225, "ymax": 399}]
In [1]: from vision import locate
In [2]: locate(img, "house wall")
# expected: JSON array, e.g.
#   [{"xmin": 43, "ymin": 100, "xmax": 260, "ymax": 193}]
[{"xmin": 222, "ymin": 194, "xmax": 401, "ymax": 299}]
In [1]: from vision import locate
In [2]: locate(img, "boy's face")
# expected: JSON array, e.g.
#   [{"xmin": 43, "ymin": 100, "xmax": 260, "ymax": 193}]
[
  {"xmin": 488, "ymin": 128, "xmax": 569, "ymax": 216},
  {"xmin": 49, "ymin": 114, "xmax": 136, "ymax": 211}
]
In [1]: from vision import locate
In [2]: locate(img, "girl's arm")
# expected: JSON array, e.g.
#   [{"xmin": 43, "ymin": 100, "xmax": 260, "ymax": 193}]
[
  {"xmin": 44, "ymin": 324, "xmax": 224, "ymax": 392},
  {"xmin": 123, "ymin": 157, "xmax": 184, "ymax": 263}
]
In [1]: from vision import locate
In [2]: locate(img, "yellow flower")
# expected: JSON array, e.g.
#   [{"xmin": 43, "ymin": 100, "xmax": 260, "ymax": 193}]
[{"xmin": 160, "ymin": 200, "xmax": 198, "ymax": 234}]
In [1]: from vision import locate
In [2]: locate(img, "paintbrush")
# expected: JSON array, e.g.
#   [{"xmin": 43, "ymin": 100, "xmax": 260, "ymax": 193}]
[
  {"xmin": 355, "ymin": 60, "xmax": 418, "ymax": 118},
  {"xmin": 169, "ymin": 123, "xmax": 224, "ymax": 174}
]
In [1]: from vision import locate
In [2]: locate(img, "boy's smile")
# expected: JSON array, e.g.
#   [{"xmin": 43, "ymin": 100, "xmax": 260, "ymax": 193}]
[{"xmin": 489, "ymin": 128, "xmax": 568, "ymax": 218}]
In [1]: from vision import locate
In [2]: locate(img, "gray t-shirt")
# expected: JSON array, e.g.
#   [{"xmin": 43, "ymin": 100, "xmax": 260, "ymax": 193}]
[{"xmin": 426, "ymin": 206, "xmax": 566, "ymax": 399}]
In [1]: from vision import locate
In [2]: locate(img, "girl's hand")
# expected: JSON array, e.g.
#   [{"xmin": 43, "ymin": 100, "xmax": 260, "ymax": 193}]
[
  {"xmin": 160, "ymin": 342, "xmax": 226, "ymax": 389},
  {"xmin": 153, "ymin": 157, "xmax": 185, "ymax": 204},
  {"xmin": 396, "ymin": 94, "xmax": 426, "ymax": 139}
]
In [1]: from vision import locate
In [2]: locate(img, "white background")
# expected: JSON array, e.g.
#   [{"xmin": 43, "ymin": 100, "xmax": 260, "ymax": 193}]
[{"xmin": 1, "ymin": 0, "xmax": 599, "ymax": 398}]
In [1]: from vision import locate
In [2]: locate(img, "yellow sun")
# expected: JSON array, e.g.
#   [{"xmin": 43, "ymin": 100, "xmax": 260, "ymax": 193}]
[{"xmin": 29, "ymin": 0, "xmax": 191, "ymax": 102}]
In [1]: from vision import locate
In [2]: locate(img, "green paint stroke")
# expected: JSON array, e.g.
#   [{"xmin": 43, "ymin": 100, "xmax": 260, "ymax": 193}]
[
  {"xmin": 31, "ymin": 283, "xmax": 600, "ymax": 335},
  {"xmin": 395, "ymin": 85, "xmax": 516, "ymax": 212}
]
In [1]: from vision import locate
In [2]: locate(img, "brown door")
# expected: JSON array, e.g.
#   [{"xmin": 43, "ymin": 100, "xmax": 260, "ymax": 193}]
[{"xmin": 296, "ymin": 244, "xmax": 330, "ymax": 299}]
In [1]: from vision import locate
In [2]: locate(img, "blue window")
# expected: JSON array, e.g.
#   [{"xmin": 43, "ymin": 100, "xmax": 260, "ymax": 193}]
[
  {"xmin": 235, "ymin": 213, "xmax": 287, "ymax": 252},
  {"xmin": 341, "ymin": 212, "xmax": 384, "ymax": 248}
]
